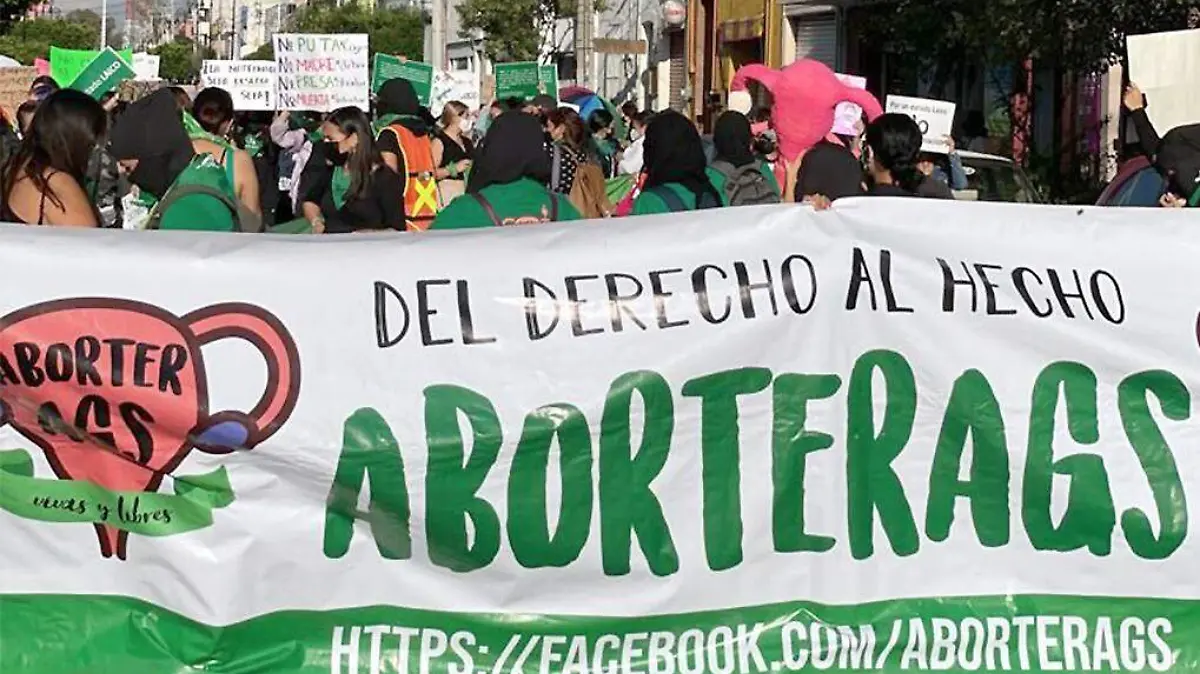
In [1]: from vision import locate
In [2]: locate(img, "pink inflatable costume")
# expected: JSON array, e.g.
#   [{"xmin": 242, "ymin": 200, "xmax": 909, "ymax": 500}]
[{"xmin": 730, "ymin": 59, "xmax": 884, "ymax": 163}]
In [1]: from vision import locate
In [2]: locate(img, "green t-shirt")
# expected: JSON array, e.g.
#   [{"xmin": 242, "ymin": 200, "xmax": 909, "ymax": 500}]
[
  {"xmin": 632, "ymin": 183, "xmax": 703, "ymax": 215},
  {"xmin": 431, "ymin": 178, "xmax": 582, "ymax": 230},
  {"xmin": 705, "ymin": 161, "xmax": 780, "ymax": 206}
]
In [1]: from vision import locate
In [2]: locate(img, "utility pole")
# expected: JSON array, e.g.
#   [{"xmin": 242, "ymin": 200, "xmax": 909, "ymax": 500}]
[
  {"xmin": 575, "ymin": 0, "xmax": 594, "ymax": 88},
  {"xmin": 430, "ymin": 0, "xmax": 446, "ymax": 70},
  {"xmin": 100, "ymin": 0, "xmax": 108, "ymax": 48}
]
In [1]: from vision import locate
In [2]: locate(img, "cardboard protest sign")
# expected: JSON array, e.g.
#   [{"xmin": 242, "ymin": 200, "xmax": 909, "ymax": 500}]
[
  {"xmin": 1127, "ymin": 28, "xmax": 1200, "ymax": 134},
  {"xmin": 886, "ymin": 94, "xmax": 956, "ymax": 153},
  {"xmin": 201, "ymin": 60, "xmax": 278, "ymax": 111},
  {"xmin": 430, "ymin": 69, "xmax": 480, "ymax": 113},
  {"xmin": 117, "ymin": 78, "xmax": 164, "ymax": 102},
  {"xmin": 273, "ymin": 33, "xmax": 368, "ymax": 112},
  {"xmin": 50, "ymin": 46, "xmax": 132, "ymax": 86},
  {"xmin": 371, "ymin": 54, "xmax": 434, "ymax": 107},
  {"xmin": 0, "ymin": 66, "xmax": 37, "ymax": 120},
  {"xmin": 68, "ymin": 48, "xmax": 136, "ymax": 100},
  {"xmin": 833, "ymin": 74, "xmax": 867, "ymax": 136},
  {"xmin": 2, "ymin": 202, "xmax": 1200, "ymax": 673},
  {"xmin": 131, "ymin": 53, "xmax": 160, "ymax": 81}
]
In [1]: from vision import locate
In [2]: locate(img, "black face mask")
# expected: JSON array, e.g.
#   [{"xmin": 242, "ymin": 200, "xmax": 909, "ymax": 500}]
[{"xmin": 325, "ymin": 141, "xmax": 348, "ymax": 167}]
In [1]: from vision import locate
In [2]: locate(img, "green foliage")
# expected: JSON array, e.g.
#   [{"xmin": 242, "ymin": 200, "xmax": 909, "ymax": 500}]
[
  {"xmin": 458, "ymin": 0, "xmax": 603, "ymax": 62},
  {"xmin": 0, "ymin": 0, "xmax": 36, "ymax": 33},
  {"xmin": 876, "ymin": 0, "xmax": 1197, "ymax": 75},
  {"xmin": 293, "ymin": 1, "xmax": 424, "ymax": 60},
  {"xmin": 151, "ymin": 37, "xmax": 212, "ymax": 83},
  {"xmin": 0, "ymin": 16, "xmax": 98, "ymax": 64},
  {"xmin": 246, "ymin": 42, "xmax": 274, "ymax": 61}
]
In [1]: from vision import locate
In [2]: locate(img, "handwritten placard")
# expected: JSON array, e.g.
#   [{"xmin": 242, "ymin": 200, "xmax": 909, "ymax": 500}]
[
  {"xmin": 273, "ymin": 33, "xmax": 369, "ymax": 112},
  {"xmin": 201, "ymin": 60, "xmax": 278, "ymax": 111},
  {"xmin": 131, "ymin": 53, "xmax": 160, "ymax": 80},
  {"xmin": 886, "ymin": 95, "xmax": 957, "ymax": 154},
  {"xmin": 0, "ymin": 66, "xmax": 36, "ymax": 119}
]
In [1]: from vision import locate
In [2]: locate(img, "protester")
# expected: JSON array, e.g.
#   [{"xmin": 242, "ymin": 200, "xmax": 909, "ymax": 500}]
[
  {"xmin": 632, "ymin": 110, "xmax": 722, "ymax": 214},
  {"xmin": 546, "ymin": 107, "xmax": 610, "ymax": 218},
  {"xmin": 27, "ymin": 75, "xmax": 58, "ymax": 103},
  {"xmin": 15, "ymin": 101, "xmax": 37, "ymax": 137},
  {"xmin": 588, "ymin": 109, "xmax": 620, "ymax": 178},
  {"xmin": 237, "ymin": 111, "xmax": 280, "ymax": 227},
  {"xmin": 1154, "ymin": 124, "xmax": 1200, "ymax": 208},
  {"xmin": 863, "ymin": 113, "xmax": 927, "ymax": 197},
  {"xmin": 375, "ymin": 78, "xmax": 438, "ymax": 230},
  {"xmin": 301, "ymin": 106, "xmax": 405, "ymax": 233},
  {"xmin": 169, "ymin": 86, "xmax": 192, "ymax": 112},
  {"xmin": 109, "ymin": 89, "xmax": 250, "ymax": 232},
  {"xmin": 620, "ymin": 100, "xmax": 638, "ymax": 141},
  {"xmin": 707, "ymin": 111, "xmax": 781, "ymax": 206},
  {"xmin": 431, "ymin": 111, "xmax": 581, "ymax": 229},
  {"xmin": 270, "ymin": 110, "xmax": 318, "ymax": 218},
  {"xmin": 916, "ymin": 137, "xmax": 968, "ymax": 198},
  {"xmin": 192, "ymin": 88, "xmax": 261, "ymax": 218},
  {"xmin": 1, "ymin": 89, "xmax": 105, "ymax": 227},
  {"xmin": 618, "ymin": 111, "xmax": 650, "ymax": 175},
  {"xmin": 431, "ymin": 100, "xmax": 474, "ymax": 201},
  {"xmin": 795, "ymin": 126, "xmax": 864, "ymax": 202}
]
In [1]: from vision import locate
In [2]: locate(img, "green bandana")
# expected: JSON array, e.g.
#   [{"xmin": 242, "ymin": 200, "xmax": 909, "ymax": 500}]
[
  {"xmin": 331, "ymin": 166, "xmax": 351, "ymax": 210},
  {"xmin": 181, "ymin": 111, "xmax": 230, "ymax": 147},
  {"xmin": 243, "ymin": 135, "xmax": 264, "ymax": 158},
  {"xmin": 1189, "ymin": 184, "xmax": 1200, "ymax": 208}
]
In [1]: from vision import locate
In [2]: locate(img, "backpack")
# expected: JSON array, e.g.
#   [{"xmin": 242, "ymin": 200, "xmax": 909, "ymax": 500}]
[
  {"xmin": 146, "ymin": 154, "xmax": 262, "ymax": 233},
  {"xmin": 648, "ymin": 185, "xmax": 721, "ymax": 213},
  {"xmin": 568, "ymin": 162, "xmax": 611, "ymax": 219},
  {"xmin": 711, "ymin": 160, "xmax": 781, "ymax": 206}
]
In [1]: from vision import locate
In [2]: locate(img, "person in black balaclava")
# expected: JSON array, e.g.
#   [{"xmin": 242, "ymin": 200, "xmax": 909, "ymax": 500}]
[
  {"xmin": 632, "ymin": 109, "xmax": 721, "ymax": 214},
  {"xmin": 109, "ymin": 89, "xmax": 194, "ymax": 201},
  {"xmin": 375, "ymin": 78, "xmax": 430, "ymax": 177},
  {"xmin": 431, "ymin": 111, "xmax": 582, "ymax": 229},
  {"xmin": 706, "ymin": 110, "xmax": 781, "ymax": 205},
  {"xmin": 1156, "ymin": 124, "xmax": 1200, "ymax": 208}
]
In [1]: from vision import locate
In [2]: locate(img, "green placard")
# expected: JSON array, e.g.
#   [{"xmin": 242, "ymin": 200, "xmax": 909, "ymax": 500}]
[
  {"xmin": 539, "ymin": 65, "xmax": 559, "ymax": 103},
  {"xmin": 371, "ymin": 54, "xmax": 434, "ymax": 107},
  {"xmin": 494, "ymin": 61, "xmax": 541, "ymax": 101},
  {"xmin": 67, "ymin": 48, "xmax": 136, "ymax": 100},
  {"xmin": 50, "ymin": 46, "xmax": 133, "ymax": 87}
]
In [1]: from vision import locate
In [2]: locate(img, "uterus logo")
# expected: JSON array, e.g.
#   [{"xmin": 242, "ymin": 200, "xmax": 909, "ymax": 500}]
[{"xmin": 0, "ymin": 298, "xmax": 301, "ymax": 560}]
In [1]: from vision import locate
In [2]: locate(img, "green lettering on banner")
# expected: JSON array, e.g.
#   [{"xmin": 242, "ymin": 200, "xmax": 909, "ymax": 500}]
[
  {"xmin": 925, "ymin": 369, "xmax": 1011, "ymax": 547},
  {"xmin": 599, "ymin": 371, "xmax": 678, "ymax": 577},
  {"xmin": 771, "ymin": 373, "xmax": 840, "ymax": 554},
  {"xmin": 1023, "ymin": 362, "xmax": 1116, "ymax": 555},
  {"xmin": 424, "ymin": 385, "xmax": 502, "ymax": 572},
  {"xmin": 1117, "ymin": 370, "xmax": 1189, "ymax": 560},
  {"xmin": 682, "ymin": 368, "xmax": 772, "ymax": 571},
  {"xmin": 0, "ymin": 448, "xmax": 232, "ymax": 535},
  {"xmin": 322, "ymin": 408, "xmax": 411, "ymax": 560},
  {"xmin": 67, "ymin": 47, "xmax": 136, "ymax": 100},
  {"xmin": 846, "ymin": 350, "xmax": 919, "ymax": 560},
  {"xmin": 507, "ymin": 403, "xmax": 593, "ymax": 568}
]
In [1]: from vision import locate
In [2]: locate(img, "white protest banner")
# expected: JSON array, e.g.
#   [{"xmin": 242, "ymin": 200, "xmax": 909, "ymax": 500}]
[
  {"xmin": 1127, "ymin": 28, "xmax": 1200, "ymax": 134},
  {"xmin": 2, "ymin": 201, "xmax": 1200, "ymax": 672},
  {"xmin": 887, "ymin": 95, "xmax": 956, "ymax": 153},
  {"xmin": 833, "ymin": 73, "xmax": 867, "ymax": 136},
  {"xmin": 131, "ymin": 52, "xmax": 160, "ymax": 80},
  {"xmin": 430, "ymin": 69, "xmax": 480, "ymax": 113},
  {"xmin": 274, "ymin": 33, "xmax": 369, "ymax": 111},
  {"xmin": 200, "ymin": 60, "xmax": 277, "ymax": 111}
]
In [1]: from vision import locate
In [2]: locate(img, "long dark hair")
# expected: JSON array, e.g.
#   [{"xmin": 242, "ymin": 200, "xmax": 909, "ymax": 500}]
[
  {"xmin": 546, "ymin": 107, "xmax": 587, "ymax": 151},
  {"xmin": 326, "ymin": 106, "xmax": 381, "ymax": 201},
  {"xmin": 865, "ymin": 113, "xmax": 924, "ymax": 193},
  {"xmin": 2, "ymin": 89, "xmax": 106, "ymax": 212},
  {"xmin": 193, "ymin": 87, "xmax": 235, "ymax": 136}
]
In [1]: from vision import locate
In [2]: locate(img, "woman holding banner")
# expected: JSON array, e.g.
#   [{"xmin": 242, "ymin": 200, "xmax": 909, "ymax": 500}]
[
  {"xmin": 0, "ymin": 89, "xmax": 105, "ymax": 227},
  {"xmin": 301, "ymin": 107, "xmax": 406, "ymax": 233}
]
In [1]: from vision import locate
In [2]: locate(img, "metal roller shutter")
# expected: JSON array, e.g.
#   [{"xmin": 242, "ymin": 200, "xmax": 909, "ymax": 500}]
[
  {"xmin": 668, "ymin": 31, "xmax": 686, "ymax": 111},
  {"xmin": 791, "ymin": 13, "xmax": 837, "ymax": 70}
]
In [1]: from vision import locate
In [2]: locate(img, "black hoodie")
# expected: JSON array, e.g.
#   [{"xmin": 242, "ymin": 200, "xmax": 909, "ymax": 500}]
[{"xmin": 108, "ymin": 90, "xmax": 193, "ymax": 200}]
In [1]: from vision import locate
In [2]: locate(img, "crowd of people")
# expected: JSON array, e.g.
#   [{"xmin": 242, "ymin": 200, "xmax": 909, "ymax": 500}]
[{"xmin": 0, "ymin": 72, "xmax": 1192, "ymax": 233}]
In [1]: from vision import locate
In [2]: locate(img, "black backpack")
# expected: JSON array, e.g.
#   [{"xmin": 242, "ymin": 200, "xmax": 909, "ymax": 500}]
[{"xmin": 711, "ymin": 160, "xmax": 780, "ymax": 206}]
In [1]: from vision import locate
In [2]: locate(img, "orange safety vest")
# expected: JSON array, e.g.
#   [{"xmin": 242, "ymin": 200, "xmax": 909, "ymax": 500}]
[{"xmin": 381, "ymin": 123, "xmax": 440, "ymax": 231}]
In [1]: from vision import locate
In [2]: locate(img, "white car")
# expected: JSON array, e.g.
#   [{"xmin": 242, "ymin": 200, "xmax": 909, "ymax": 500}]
[{"xmin": 951, "ymin": 150, "xmax": 1043, "ymax": 203}]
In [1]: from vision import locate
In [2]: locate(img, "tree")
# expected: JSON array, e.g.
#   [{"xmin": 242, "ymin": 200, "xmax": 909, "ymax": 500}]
[
  {"xmin": 0, "ymin": 0, "xmax": 37, "ymax": 33},
  {"xmin": 246, "ymin": 42, "xmax": 273, "ymax": 61},
  {"xmin": 292, "ymin": 1, "xmax": 423, "ymax": 60},
  {"xmin": 152, "ymin": 36, "xmax": 212, "ymax": 83},
  {"xmin": 64, "ymin": 9, "xmax": 121, "ymax": 48},
  {"xmin": 0, "ymin": 16, "xmax": 98, "ymax": 64},
  {"xmin": 457, "ymin": 0, "xmax": 603, "ymax": 64}
]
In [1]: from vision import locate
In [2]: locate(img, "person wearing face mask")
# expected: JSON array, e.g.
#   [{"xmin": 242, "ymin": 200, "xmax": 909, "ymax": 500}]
[
  {"xmin": 374, "ymin": 78, "xmax": 439, "ymax": 230},
  {"xmin": 618, "ymin": 110, "xmax": 649, "ymax": 175},
  {"xmin": 431, "ymin": 100, "xmax": 475, "ymax": 202},
  {"xmin": 301, "ymin": 106, "xmax": 405, "ymax": 233}
]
